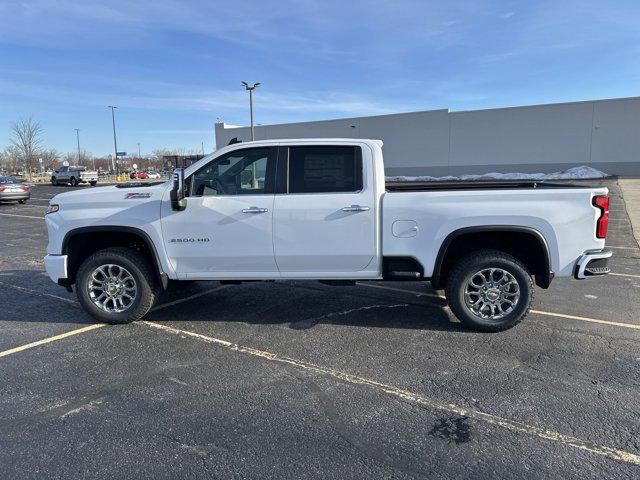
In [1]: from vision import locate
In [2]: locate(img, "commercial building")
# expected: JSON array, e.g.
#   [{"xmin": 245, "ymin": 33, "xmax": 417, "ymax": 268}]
[{"xmin": 215, "ymin": 96, "xmax": 640, "ymax": 177}]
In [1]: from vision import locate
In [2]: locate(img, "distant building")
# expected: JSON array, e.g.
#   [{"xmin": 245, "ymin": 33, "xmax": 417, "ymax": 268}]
[
  {"xmin": 215, "ymin": 96, "xmax": 640, "ymax": 177},
  {"xmin": 162, "ymin": 155, "xmax": 205, "ymax": 170}
]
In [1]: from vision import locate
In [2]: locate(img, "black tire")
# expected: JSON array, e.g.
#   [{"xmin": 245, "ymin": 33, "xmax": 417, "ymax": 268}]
[
  {"xmin": 69, "ymin": 177, "xmax": 78, "ymax": 186},
  {"xmin": 445, "ymin": 249, "xmax": 533, "ymax": 332},
  {"xmin": 76, "ymin": 248, "xmax": 159, "ymax": 324},
  {"xmin": 51, "ymin": 177, "xmax": 58, "ymax": 186},
  {"xmin": 18, "ymin": 199, "xmax": 26, "ymax": 204},
  {"xmin": 89, "ymin": 181, "xmax": 97, "ymax": 186}
]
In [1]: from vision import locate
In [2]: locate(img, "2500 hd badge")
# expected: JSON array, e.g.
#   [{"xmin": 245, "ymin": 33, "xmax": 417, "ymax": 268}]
[{"xmin": 169, "ymin": 237, "xmax": 211, "ymax": 243}]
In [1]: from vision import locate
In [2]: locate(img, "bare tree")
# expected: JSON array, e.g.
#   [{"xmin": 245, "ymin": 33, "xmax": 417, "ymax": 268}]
[
  {"xmin": 0, "ymin": 145, "xmax": 22, "ymax": 173},
  {"xmin": 10, "ymin": 117, "xmax": 43, "ymax": 181},
  {"xmin": 39, "ymin": 148, "xmax": 61, "ymax": 170}
]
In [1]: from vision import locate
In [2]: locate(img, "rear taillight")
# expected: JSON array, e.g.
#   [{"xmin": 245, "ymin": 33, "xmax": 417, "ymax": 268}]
[
  {"xmin": 0, "ymin": 186, "xmax": 5, "ymax": 192},
  {"xmin": 593, "ymin": 195, "xmax": 609, "ymax": 239},
  {"xmin": 20, "ymin": 185, "xmax": 29, "ymax": 191}
]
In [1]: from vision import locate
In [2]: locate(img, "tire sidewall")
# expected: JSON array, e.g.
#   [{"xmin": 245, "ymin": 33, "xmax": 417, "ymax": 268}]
[
  {"xmin": 449, "ymin": 256, "xmax": 532, "ymax": 331},
  {"xmin": 76, "ymin": 250, "xmax": 153, "ymax": 323}
]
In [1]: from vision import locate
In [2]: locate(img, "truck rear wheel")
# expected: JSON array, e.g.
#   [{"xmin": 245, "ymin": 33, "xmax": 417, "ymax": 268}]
[
  {"xmin": 69, "ymin": 177, "xmax": 78, "ymax": 186},
  {"xmin": 76, "ymin": 248, "xmax": 159, "ymax": 324},
  {"xmin": 445, "ymin": 249, "xmax": 533, "ymax": 332},
  {"xmin": 89, "ymin": 181, "xmax": 97, "ymax": 186}
]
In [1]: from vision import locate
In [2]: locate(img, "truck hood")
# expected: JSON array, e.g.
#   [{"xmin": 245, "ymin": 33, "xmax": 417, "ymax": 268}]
[{"xmin": 50, "ymin": 182, "xmax": 170, "ymax": 207}]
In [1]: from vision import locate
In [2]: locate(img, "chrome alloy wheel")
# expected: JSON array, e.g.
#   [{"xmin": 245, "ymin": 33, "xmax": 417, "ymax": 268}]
[
  {"xmin": 88, "ymin": 264, "xmax": 137, "ymax": 313},
  {"xmin": 463, "ymin": 268, "xmax": 520, "ymax": 320}
]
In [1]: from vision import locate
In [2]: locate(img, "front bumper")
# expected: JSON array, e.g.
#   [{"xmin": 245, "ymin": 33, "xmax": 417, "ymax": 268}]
[
  {"xmin": 44, "ymin": 254, "xmax": 68, "ymax": 283},
  {"xmin": 574, "ymin": 248, "xmax": 612, "ymax": 279}
]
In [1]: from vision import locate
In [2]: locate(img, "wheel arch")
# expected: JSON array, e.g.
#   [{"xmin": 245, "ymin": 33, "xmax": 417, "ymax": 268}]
[
  {"xmin": 431, "ymin": 226, "xmax": 553, "ymax": 290},
  {"xmin": 61, "ymin": 226, "xmax": 168, "ymax": 289}
]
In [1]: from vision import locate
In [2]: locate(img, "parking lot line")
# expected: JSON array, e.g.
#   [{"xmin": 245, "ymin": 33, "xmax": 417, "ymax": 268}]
[
  {"xmin": 0, "ymin": 324, "xmax": 105, "ymax": 358},
  {"xmin": 607, "ymin": 245, "xmax": 640, "ymax": 250},
  {"xmin": 0, "ymin": 212, "xmax": 43, "ymax": 220},
  {"xmin": 609, "ymin": 272, "xmax": 640, "ymax": 279},
  {"xmin": 150, "ymin": 285, "xmax": 230, "ymax": 312},
  {"xmin": 529, "ymin": 309, "xmax": 640, "ymax": 330},
  {"xmin": 0, "ymin": 281, "xmax": 78, "ymax": 305},
  {"xmin": 141, "ymin": 320, "xmax": 640, "ymax": 466},
  {"xmin": 356, "ymin": 283, "xmax": 640, "ymax": 331}
]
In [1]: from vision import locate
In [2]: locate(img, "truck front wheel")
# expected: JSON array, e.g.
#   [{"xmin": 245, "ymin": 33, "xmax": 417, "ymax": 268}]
[
  {"xmin": 445, "ymin": 250, "xmax": 533, "ymax": 332},
  {"xmin": 76, "ymin": 248, "xmax": 159, "ymax": 324}
]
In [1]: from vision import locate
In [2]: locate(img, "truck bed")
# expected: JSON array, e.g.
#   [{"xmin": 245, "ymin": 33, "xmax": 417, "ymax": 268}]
[{"xmin": 385, "ymin": 180, "xmax": 596, "ymax": 192}]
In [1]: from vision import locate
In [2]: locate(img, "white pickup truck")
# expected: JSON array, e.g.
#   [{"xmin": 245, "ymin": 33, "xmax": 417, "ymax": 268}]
[
  {"xmin": 44, "ymin": 139, "xmax": 611, "ymax": 331},
  {"xmin": 51, "ymin": 166, "xmax": 98, "ymax": 187}
]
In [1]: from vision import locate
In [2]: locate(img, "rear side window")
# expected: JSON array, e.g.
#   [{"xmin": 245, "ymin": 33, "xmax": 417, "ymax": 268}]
[{"xmin": 288, "ymin": 146, "xmax": 362, "ymax": 193}]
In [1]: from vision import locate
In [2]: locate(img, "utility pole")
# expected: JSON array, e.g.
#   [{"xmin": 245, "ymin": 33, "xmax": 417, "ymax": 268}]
[
  {"xmin": 108, "ymin": 106, "xmax": 118, "ymax": 174},
  {"xmin": 137, "ymin": 142, "xmax": 141, "ymax": 158},
  {"xmin": 74, "ymin": 129, "xmax": 81, "ymax": 165},
  {"xmin": 241, "ymin": 82, "xmax": 261, "ymax": 141},
  {"xmin": 201, "ymin": 141, "xmax": 205, "ymax": 156}
]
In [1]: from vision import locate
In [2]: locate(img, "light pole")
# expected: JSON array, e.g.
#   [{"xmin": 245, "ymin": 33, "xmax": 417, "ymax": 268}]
[
  {"xmin": 108, "ymin": 106, "xmax": 118, "ymax": 175},
  {"xmin": 74, "ymin": 128, "xmax": 81, "ymax": 166},
  {"xmin": 137, "ymin": 142, "xmax": 141, "ymax": 158},
  {"xmin": 241, "ymin": 81, "xmax": 260, "ymax": 141}
]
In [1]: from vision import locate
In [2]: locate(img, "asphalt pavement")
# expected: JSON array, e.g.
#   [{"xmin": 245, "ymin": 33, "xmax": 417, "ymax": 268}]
[{"xmin": 0, "ymin": 181, "xmax": 639, "ymax": 479}]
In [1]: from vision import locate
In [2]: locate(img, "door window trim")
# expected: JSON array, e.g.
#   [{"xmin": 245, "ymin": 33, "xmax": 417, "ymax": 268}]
[
  {"xmin": 274, "ymin": 145, "xmax": 364, "ymax": 195},
  {"xmin": 187, "ymin": 146, "xmax": 277, "ymax": 197}
]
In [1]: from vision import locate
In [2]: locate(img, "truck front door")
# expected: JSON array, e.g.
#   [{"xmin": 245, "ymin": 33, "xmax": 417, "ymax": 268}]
[{"xmin": 161, "ymin": 146, "xmax": 279, "ymax": 279}]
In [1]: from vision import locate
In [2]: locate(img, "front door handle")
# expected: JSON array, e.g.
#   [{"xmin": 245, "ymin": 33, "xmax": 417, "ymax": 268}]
[
  {"xmin": 242, "ymin": 206, "xmax": 269, "ymax": 214},
  {"xmin": 341, "ymin": 205, "xmax": 370, "ymax": 212}
]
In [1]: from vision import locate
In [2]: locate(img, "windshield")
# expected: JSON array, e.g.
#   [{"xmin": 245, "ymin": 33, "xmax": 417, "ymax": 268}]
[{"xmin": 0, "ymin": 176, "xmax": 18, "ymax": 184}]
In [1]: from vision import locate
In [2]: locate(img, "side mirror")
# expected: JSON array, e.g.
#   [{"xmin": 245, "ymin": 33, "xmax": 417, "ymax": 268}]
[{"xmin": 170, "ymin": 168, "xmax": 187, "ymax": 211}]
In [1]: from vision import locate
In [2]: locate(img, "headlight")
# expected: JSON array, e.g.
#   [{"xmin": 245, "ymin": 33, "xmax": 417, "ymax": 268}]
[{"xmin": 46, "ymin": 204, "xmax": 60, "ymax": 215}]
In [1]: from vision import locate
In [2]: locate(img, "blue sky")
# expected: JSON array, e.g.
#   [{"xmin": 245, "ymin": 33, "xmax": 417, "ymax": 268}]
[{"xmin": 1, "ymin": 0, "xmax": 639, "ymax": 156}]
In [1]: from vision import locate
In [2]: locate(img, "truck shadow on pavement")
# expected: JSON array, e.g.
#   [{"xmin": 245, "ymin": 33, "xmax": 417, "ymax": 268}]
[
  {"xmin": 148, "ymin": 280, "xmax": 464, "ymax": 333},
  {"xmin": 0, "ymin": 269, "xmax": 462, "ymax": 332}
]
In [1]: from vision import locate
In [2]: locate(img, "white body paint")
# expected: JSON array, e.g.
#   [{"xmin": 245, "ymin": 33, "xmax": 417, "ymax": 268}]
[{"xmin": 44, "ymin": 139, "xmax": 607, "ymax": 283}]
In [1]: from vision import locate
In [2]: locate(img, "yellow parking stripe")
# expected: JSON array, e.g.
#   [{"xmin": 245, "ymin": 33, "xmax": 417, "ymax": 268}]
[
  {"xmin": 142, "ymin": 321, "xmax": 640, "ymax": 466},
  {"xmin": 0, "ymin": 212, "xmax": 43, "ymax": 220},
  {"xmin": 150, "ymin": 285, "xmax": 230, "ymax": 312},
  {"xmin": 356, "ymin": 283, "xmax": 640, "ymax": 330},
  {"xmin": 609, "ymin": 272, "xmax": 640, "ymax": 279},
  {"xmin": 0, "ymin": 324, "xmax": 105, "ymax": 358},
  {"xmin": 530, "ymin": 310, "xmax": 640, "ymax": 330}
]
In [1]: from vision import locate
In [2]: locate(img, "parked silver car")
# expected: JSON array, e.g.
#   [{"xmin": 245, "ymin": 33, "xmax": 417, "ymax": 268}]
[{"xmin": 0, "ymin": 176, "xmax": 30, "ymax": 203}]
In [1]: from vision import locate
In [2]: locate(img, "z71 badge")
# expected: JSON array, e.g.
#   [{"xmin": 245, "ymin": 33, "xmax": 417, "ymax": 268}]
[{"xmin": 125, "ymin": 192, "xmax": 152, "ymax": 199}]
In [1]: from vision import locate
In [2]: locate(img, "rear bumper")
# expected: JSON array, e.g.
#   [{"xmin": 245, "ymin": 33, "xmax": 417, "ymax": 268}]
[
  {"xmin": 44, "ymin": 254, "xmax": 68, "ymax": 283},
  {"xmin": 574, "ymin": 248, "xmax": 612, "ymax": 279},
  {"xmin": 0, "ymin": 191, "xmax": 30, "ymax": 201}
]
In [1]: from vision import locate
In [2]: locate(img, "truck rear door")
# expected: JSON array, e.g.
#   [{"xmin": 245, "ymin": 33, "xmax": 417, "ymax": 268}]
[{"xmin": 273, "ymin": 144, "xmax": 378, "ymax": 277}]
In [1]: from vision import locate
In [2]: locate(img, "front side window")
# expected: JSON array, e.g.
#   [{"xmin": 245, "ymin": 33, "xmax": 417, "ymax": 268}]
[
  {"xmin": 288, "ymin": 146, "xmax": 362, "ymax": 193},
  {"xmin": 191, "ymin": 148, "xmax": 270, "ymax": 196}
]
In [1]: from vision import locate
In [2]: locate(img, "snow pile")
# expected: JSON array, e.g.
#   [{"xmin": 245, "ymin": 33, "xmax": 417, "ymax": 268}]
[{"xmin": 386, "ymin": 166, "xmax": 609, "ymax": 183}]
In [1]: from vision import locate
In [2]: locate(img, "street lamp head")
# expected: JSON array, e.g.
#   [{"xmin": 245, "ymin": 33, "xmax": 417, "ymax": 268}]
[{"xmin": 241, "ymin": 81, "xmax": 261, "ymax": 91}]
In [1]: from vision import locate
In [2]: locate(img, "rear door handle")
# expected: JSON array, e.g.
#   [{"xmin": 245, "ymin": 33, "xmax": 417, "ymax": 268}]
[
  {"xmin": 242, "ymin": 206, "xmax": 268, "ymax": 214},
  {"xmin": 341, "ymin": 205, "xmax": 370, "ymax": 212}
]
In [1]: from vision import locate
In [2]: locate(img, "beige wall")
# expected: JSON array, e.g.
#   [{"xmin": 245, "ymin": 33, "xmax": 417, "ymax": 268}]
[{"xmin": 215, "ymin": 96, "xmax": 640, "ymax": 177}]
